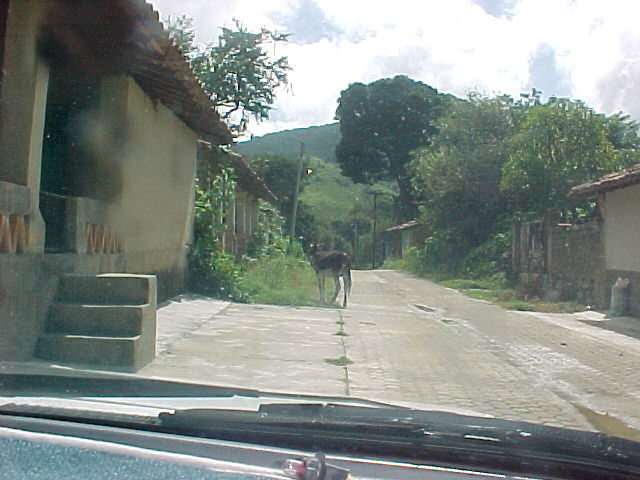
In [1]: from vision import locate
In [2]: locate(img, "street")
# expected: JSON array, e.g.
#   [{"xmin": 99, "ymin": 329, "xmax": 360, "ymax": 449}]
[{"xmin": 140, "ymin": 270, "xmax": 640, "ymax": 439}]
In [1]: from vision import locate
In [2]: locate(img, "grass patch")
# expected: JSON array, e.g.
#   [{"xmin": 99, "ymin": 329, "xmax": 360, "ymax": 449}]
[
  {"xmin": 324, "ymin": 356, "xmax": 353, "ymax": 366},
  {"xmin": 444, "ymin": 280, "xmax": 587, "ymax": 313},
  {"xmin": 380, "ymin": 256, "xmax": 408, "ymax": 270},
  {"xmin": 240, "ymin": 254, "xmax": 318, "ymax": 306}
]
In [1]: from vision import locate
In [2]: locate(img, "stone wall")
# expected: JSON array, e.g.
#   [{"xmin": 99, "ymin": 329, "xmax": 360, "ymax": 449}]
[
  {"xmin": 547, "ymin": 222, "xmax": 605, "ymax": 307},
  {"xmin": 515, "ymin": 219, "xmax": 605, "ymax": 307}
]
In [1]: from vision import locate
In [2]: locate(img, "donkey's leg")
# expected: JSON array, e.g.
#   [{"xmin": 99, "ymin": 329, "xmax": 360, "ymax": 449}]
[
  {"xmin": 342, "ymin": 270, "xmax": 352, "ymax": 308},
  {"xmin": 330, "ymin": 275, "xmax": 341, "ymax": 304},
  {"xmin": 317, "ymin": 273, "xmax": 325, "ymax": 303}
]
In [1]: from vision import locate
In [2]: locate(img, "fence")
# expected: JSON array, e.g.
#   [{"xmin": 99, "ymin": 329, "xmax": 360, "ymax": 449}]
[{"xmin": 513, "ymin": 216, "xmax": 605, "ymax": 307}]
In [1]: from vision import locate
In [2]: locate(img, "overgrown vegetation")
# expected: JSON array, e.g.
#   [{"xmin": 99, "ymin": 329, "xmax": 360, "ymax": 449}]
[
  {"xmin": 240, "ymin": 253, "xmax": 318, "ymax": 306},
  {"xmin": 375, "ymin": 89, "xmax": 639, "ymax": 309},
  {"xmin": 248, "ymin": 153, "xmax": 397, "ymax": 269},
  {"xmin": 439, "ymin": 278, "xmax": 587, "ymax": 313},
  {"xmin": 170, "ymin": 16, "xmax": 322, "ymax": 306},
  {"xmin": 188, "ymin": 170, "xmax": 317, "ymax": 304},
  {"xmin": 406, "ymin": 91, "xmax": 639, "ymax": 282},
  {"xmin": 172, "ymin": 9, "xmax": 639, "ymax": 308},
  {"xmin": 188, "ymin": 169, "xmax": 246, "ymax": 300}
]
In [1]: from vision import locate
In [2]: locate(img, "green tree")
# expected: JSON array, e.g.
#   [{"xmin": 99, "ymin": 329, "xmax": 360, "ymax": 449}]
[
  {"xmin": 500, "ymin": 98, "xmax": 635, "ymax": 215},
  {"xmin": 167, "ymin": 17, "xmax": 290, "ymax": 135},
  {"xmin": 188, "ymin": 169, "xmax": 246, "ymax": 299},
  {"xmin": 605, "ymin": 112, "xmax": 640, "ymax": 166},
  {"xmin": 410, "ymin": 93, "xmax": 523, "ymax": 275},
  {"xmin": 165, "ymin": 14, "xmax": 197, "ymax": 57},
  {"xmin": 334, "ymin": 75, "xmax": 449, "ymax": 220}
]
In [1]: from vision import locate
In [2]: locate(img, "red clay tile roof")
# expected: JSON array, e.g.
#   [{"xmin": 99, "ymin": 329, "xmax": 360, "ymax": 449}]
[
  {"xmin": 198, "ymin": 142, "xmax": 277, "ymax": 204},
  {"xmin": 42, "ymin": 0, "xmax": 232, "ymax": 145},
  {"xmin": 568, "ymin": 163, "xmax": 640, "ymax": 197}
]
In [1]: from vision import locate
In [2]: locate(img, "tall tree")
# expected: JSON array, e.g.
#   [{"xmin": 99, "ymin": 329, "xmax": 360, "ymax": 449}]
[
  {"xmin": 167, "ymin": 17, "xmax": 290, "ymax": 135},
  {"xmin": 500, "ymin": 98, "xmax": 636, "ymax": 215},
  {"xmin": 334, "ymin": 75, "xmax": 448, "ymax": 220},
  {"xmin": 410, "ymin": 94, "xmax": 523, "ymax": 274}
]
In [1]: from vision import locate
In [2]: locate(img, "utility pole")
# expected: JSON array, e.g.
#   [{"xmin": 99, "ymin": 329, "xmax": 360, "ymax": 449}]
[
  {"xmin": 352, "ymin": 197, "xmax": 359, "ymax": 265},
  {"xmin": 370, "ymin": 191, "xmax": 383, "ymax": 269},
  {"xmin": 290, "ymin": 142, "xmax": 305, "ymax": 239},
  {"xmin": 353, "ymin": 220, "xmax": 358, "ymax": 265}
]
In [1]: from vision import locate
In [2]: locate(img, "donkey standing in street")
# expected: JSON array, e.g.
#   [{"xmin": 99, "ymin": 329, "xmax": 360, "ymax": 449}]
[{"xmin": 307, "ymin": 244, "xmax": 352, "ymax": 308}]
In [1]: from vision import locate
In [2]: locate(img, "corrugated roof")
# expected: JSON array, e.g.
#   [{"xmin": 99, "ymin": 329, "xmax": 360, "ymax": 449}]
[
  {"xmin": 41, "ymin": 0, "xmax": 232, "ymax": 145},
  {"xmin": 568, "ymin": 163, "xmax": 640, "ymax": 197}
]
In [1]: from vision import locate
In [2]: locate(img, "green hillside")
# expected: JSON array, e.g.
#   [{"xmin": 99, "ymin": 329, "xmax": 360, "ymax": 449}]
[
  {"xmin": 233, "ymin": 122, "xmax": 396, "ymax": 266},
  {"xmin": 234, "ymin": 123, "xmax": 340, "ymax": 162},
  {"xmin": 301, "ymin": 159, "xmax": 395, "ymax": 224}
]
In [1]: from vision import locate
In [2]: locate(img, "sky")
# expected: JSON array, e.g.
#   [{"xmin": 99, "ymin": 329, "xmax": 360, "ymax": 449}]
[{"xmin": 151, "ymin": 0, "xmax": 640, "ymax": 137}]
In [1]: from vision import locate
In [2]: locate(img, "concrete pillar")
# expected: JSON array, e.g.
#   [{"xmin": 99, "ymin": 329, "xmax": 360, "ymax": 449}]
[
  {"xmin": 236, "ymin": 190, "xmax": 247, "ymax": 234},
  {"xmin": 0, "ymin": 0, "xmax": 49, "ymax": 251},
  {"xmin": 249, "ymin": 195, "xmax": 258, "ymax": 236}
]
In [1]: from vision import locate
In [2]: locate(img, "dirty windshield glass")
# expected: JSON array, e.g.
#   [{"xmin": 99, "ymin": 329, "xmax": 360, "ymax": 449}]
[{"xmin": 1, "ymin": 0, "xmax": 640, "ymax": 449}]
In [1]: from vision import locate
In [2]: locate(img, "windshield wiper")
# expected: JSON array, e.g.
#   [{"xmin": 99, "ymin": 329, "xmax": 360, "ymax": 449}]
[
  {"xmin": 160, "ymin": 403, "xmax": 640, "ymax": 480},
  {"xmin": 1, "ymin": 372, "xmax": 639, "ymax": 478}
]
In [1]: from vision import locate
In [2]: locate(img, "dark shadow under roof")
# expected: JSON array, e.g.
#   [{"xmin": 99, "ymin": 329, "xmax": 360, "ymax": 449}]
[{"xmin": 41, "ymin": 0, "xmax": 233, "ymax": 145}]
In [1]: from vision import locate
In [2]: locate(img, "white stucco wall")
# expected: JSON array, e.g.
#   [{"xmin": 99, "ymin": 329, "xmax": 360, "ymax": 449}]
[
  {"xmin": 604, "ymin": 183, "xmax": 640, "ymax": 272},
  {"xmin": 100, "ymin": 76, "xmax": 198, "ymax": 274}
]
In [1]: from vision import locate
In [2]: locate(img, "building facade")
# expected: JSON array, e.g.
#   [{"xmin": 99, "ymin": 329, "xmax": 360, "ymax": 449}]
[
  {"xmin": 0, "ymin": 0, "xmax": 232, "ymax": 362},
  {"xmin": 569, "ymin": 164, "xmax": 640, "ymax": 315}
]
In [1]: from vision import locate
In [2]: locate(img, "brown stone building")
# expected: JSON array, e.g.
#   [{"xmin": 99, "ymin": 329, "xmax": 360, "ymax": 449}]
[{"xmin": 0, "ymin": 0, "xmax": 232, "ymax": 366}]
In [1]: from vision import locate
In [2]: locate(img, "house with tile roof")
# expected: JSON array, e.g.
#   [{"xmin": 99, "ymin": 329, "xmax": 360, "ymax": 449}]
[
  {"xmin": 569, "ymin": 163, "xmax": 640, "ymax": 315},
  {"xmin": 0, "ymin": 0, "xmax": 234, "ymax": 366}
]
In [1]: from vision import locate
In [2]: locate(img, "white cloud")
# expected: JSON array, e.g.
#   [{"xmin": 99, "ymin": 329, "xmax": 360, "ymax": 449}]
[{"xmin": 151, "ymin": 0, "xmax": 640, "ymax": 136}]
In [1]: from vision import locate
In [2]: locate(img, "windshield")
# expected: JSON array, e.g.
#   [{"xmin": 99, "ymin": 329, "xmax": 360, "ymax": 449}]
[{"xmin": 1, "ymin": 0, "xmax": 640, "ymax": 456}]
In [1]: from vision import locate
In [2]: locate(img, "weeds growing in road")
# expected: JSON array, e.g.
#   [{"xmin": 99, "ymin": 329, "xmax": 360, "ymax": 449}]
[
  {"xmin": 324, "ymin": 356, "xmax": 353, "ymax": 366},
  {"xmin": 384, "ymin": 260, "xmax": 588, "ymax": 314},
  {"xmin": 439, "ymin": 277, "xmax": 587, "ymax": 313}
]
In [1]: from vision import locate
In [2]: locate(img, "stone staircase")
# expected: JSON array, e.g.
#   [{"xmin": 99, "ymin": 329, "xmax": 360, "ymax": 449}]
[{"xmin": 36, "ymin": 274, "xmax": 157, "ymax": 370}]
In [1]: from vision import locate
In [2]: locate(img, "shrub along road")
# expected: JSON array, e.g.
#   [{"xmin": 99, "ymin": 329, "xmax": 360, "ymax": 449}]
[{"xmin": 140, "ymin": 270, "xmax": 640, "ymax": 440}]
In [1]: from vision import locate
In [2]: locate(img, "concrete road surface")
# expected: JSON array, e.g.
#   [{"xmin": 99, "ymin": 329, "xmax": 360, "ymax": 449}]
[{"xmin": 140, "ymin": 270, "xmax": 640, "ymax": 440}]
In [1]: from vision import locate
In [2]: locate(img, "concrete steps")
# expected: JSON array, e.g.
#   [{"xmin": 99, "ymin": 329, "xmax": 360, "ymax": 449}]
[
  {"xmin": 46, "ymin": 303, "xmax": 146, "ymax": 337},
  {"xmin": 35, "ymin": 274, "xmax": 157, "ymax": 369}
]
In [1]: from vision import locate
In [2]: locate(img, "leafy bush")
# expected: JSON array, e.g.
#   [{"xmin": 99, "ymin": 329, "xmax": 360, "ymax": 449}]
[
  {"xmin": 188, "ymin": 175, "xmax": 315, "ymax": 304},
  {"xmin": 188, "ymin": 170, "xmax": 250, "ymax": 301},
  {"xmin": 462, "ymin": 231, "xmax": 511, "ymax": 279},
  {"xmin": 240, "ymin": 253, "xmax": 318, "ymax": 306},
  {"xmin": 189, "ymin": 247, "xmax": 247, "ymax": 301}
]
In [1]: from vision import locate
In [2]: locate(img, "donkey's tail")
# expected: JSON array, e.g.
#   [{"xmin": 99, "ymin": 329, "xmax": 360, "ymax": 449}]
[{"xmin": 343, "ymin": 268, "xmax": 352, "ymax": 308}]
